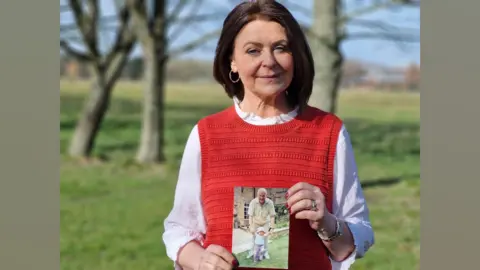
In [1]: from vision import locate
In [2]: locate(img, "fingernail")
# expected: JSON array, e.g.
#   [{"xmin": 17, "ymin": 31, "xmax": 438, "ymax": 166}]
[
  {"xmin": 285, "ymin": 192, "xmax": 289, "ymax": 198},
  {"xmin": 232, "ymin": 259, "xmax": 239, "ymax": 267}
]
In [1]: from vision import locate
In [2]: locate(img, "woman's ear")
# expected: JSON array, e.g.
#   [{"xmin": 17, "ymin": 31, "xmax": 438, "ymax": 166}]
[{"xmin": 230, "ymin": 59, "xmax": 238, "ymax": 73}]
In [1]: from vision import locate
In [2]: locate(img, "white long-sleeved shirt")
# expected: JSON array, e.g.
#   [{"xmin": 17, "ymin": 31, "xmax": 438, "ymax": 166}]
[{"xmin": 162, "ymin": 98, "xmax": 374, "ymax": 270}]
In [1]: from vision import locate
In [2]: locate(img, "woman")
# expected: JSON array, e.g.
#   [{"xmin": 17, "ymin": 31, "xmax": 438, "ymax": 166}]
[{"xmin": 163, "ymin": 1, "xmax": 374, "ymax": 269}]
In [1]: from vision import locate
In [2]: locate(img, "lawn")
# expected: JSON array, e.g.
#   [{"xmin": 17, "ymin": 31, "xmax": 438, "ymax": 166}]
[
  {"xmin": 236, "ymin": 235, "xmax": 289, "ymax": 269},
  {"xmin": 60, "ymin": 80, "xmax": 420, "ymax": 270}
]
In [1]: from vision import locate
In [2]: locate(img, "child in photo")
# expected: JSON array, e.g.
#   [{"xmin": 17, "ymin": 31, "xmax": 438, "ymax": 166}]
[{"xmin": 254, "ymin": 227, "xmax": 269, "ymax": 263}]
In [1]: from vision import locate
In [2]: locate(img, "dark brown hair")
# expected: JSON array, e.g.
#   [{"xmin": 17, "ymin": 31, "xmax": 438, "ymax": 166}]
[{"xmin": 213, "ymin": 0, "xmax": 315, "ymax": 111}]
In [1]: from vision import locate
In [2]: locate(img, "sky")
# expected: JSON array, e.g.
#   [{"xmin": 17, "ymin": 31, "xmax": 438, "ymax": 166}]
[{"xmin": 60, "ymin": 0, "xmax": 420, "ymax": 67}]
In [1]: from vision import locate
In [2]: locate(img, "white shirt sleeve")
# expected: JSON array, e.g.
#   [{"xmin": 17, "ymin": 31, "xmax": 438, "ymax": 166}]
[
  {"xmin": 329, "ymin": 125, "xmax": 375, "ymax": 270},
  {"xmin": 162, "ymin": 125, "xmax": 205, "ymax": 270},
  {"xmin": 162, "ymin": 124, "xmax": 374, "ymax": 270}
]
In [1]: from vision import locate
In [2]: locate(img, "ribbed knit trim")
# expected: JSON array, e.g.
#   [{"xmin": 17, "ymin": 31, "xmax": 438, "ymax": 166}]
[{"xmin": 225, "ymin": 105, "xmax": 319, "ymax": 134}]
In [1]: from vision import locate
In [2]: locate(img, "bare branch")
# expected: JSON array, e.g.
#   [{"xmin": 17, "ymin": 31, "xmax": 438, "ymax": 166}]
[
  {"xmin": 283, "ymin": 0, "xmax": 418, "ymax": 25},
  {"xmin": 348, "ymin": 18, "xmax": 419, "ymax": 33},
  {"xmin": 60, "ymin": 23, "xmax": 78, "ymax": 33},
  {"xmin": 345, "ymin": 32, "xmax": 419, "ymax": 42},
  {"xmin": 104, "ymin": 5, "xmax": 135, "ymax": 68},
  {"xmin": 60, "ymin": 39, "xmax": 92, "ymax": 61},
  {"xmin": 168, "ymin": 29, "xmax": 221, "ymax": 58},
  {"xmin": 346, "ymin": 30, "xmax": 419, "ymax": 53},
  {"xmin": 126, "ymin": 0, "xmax": 151, "ymax": 42},
  {"xmin": 341, "ymin": 0, "xmax": 419, "ymax": 23},
  {"xmin": 85, "ymin": 0, "xmax": 100, "ymax": 57},
  {"xmin": 68, "ymin": 0, "xmax": 100, "ymax": 59},
  {"xmin": 171, "ymin": 10, "xmax": 226, "ymax": 24},
  {"xmin": 151, "ymin": 0, "xmax": 167, "ymax": 37},
  {"xmin": 68, "ymin": 0, "xmax": 85, "ymax": 28},
  {"xmin": 167, "ymin": 0, "xmax": 189, "ymax": 24},
  {"xmin": 168, "ymin": 0, "xmax": 209, "ymax": 44},
  {"xmin": 105, "ymin": 39, "xmax": 135, "ymax": 89},
  {"xmin": 60, "ymin": 34, "xmax": 83, "ymax": 43}
]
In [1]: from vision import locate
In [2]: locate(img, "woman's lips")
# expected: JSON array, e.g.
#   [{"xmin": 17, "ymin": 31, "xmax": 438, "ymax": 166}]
[{"xmin": 257, "ymin": 74, "xmax": 281, "ymax": 79}]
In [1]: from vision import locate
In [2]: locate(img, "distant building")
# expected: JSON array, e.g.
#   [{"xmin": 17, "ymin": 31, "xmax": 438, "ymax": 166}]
[
  {"xmin": 341, "ymin": 61, "xmax": 420, "ymax": 91},
  {"xmin": 363, "ymin": 66, "xmax": 407, "ymax": 90}
]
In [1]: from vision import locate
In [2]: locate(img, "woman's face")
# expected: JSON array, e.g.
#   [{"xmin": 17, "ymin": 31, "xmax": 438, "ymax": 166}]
[{"xmin": 230, "ymin": 19, "xmax": 294, "ymax": 100}]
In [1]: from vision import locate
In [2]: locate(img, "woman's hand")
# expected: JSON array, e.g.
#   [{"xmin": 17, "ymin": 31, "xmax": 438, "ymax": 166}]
[
  {"xmin": 197, "ymin": 244, "xmax": 239, "ymax": 270},
  {"xmin": 286, "ymin": 182, "xmax": 336, "ymax": 232}
]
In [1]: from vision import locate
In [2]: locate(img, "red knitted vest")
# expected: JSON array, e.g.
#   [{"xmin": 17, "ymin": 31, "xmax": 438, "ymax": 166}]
[{"xmin": 197, "ymin": 105, "xmax": 343, "ymax": 270}]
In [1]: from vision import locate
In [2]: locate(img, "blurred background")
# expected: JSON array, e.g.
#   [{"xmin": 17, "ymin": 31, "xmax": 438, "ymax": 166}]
[{"xmin": 60, "ymin": 0, "xmax": 420, "ymax": 269}]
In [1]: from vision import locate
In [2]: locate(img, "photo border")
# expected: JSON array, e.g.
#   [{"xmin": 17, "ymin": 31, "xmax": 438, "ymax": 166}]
[{"xmin": 232, "ymin": 186, "xmax": 290, "ymax": 270}]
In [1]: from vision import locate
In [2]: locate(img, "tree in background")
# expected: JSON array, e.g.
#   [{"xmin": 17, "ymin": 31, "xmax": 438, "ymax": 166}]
[
  {"xmin": 60, "ymin": 0, "xmax": 135, "ymax": 160},
  {"xmin": 283, "ymin": 0, "xmax": 420, "ymax": 113},
  {"xmin": 61, "ymin": 0, "xmax": 225, "ymax": 163},
  {"xmin": 126, "ymin": 0, "xmax": 224, "ymax": 164}
]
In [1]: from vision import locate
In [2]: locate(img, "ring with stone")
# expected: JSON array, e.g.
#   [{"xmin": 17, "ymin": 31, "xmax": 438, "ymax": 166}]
[{"xmin": 311, "ymin": 200, "xmax": 317, "ymax": 211}]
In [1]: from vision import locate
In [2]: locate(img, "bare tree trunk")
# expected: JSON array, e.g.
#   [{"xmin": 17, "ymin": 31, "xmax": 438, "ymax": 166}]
[
  {"xmin": 135, "ymin": 47, "xmax": 167, "ymax": 163},
  {"xmin": 68, "ymin": 73, "xmax": 111, "ymax": 158},
  {"xmin": 309, "ymin": 0, "xmax": 343, "ymax": 114},
  {"xmin": 126, "ymin": 0, "xmax": 223, "ymax": 164},
  {"xmin": 133, "ymin": 0, "xmax": 168, "ymax": 164},
  {"xmin": 67, "ymin": 50, "xmax": 132, "ymax": 158},
  {"xmin": 62, "ymin": 0, "xmax": 135, "ymax": 159}
]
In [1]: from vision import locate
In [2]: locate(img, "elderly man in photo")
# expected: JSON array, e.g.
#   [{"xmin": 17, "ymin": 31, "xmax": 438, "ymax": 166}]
[{"xmin": 247, "ymin": 188, "xmax": 276, "ymax": 259}]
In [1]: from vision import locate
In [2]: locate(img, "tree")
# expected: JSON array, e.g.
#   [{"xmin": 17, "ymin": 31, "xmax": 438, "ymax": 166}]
[
  {"xmin": 60, "ymin": 0, "xmax": 135, "ymax": 159},
  {"xmin": 283, "ymin": 0, "xmax": 420, "ymax": 113},
  {"xmin": 125, "ymin": 0, "xmax": 224, "ymax": 164}
]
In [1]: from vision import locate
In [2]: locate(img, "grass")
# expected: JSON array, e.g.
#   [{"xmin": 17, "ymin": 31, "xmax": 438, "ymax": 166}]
[
  {"xmin": 236, "ymin": 235, "xmax": 289, "ymax": 269},
  {"xmin": 60, "ymin": 79, "xmax": 420, "ymax": 270}
]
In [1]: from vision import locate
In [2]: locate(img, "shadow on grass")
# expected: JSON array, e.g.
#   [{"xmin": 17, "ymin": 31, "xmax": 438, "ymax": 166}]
[
  {"xmin": 61, "ymin": 94, "xmax": 228, "ymax": 118},
  {"xmin": 361, "ymin": 174, "xmax": 420, "ymax": 190},
  {"xmin": 343, "ymin": 118, "xmax": 419, "ymax": 157},
  {"xmin": 61, "ymin": 94, "xmax": 227, "ymax": 158},
  {"xmin": 61, "ymin": 94, "xmax": 419, "ymax": 162}
]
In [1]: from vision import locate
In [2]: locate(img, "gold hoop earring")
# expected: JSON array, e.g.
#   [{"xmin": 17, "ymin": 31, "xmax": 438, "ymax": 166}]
[{"xmin": 229, "ymin": 70, "xmax": 240, "ymax": 83}]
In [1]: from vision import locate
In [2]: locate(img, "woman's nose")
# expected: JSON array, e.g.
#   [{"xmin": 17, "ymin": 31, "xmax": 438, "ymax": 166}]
[{"xmin": 261, "ymin": 52, "xmax": 277, "ymax": 67}]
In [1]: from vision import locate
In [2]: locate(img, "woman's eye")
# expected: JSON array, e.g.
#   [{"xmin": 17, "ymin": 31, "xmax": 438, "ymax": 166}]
[
  {"xmin": 274, "ymin": 46, "xmax": 287, "ymax": 52},
  {"xmin": 247, "ymin": 49, "xmax": 260, "ymax": 54}
]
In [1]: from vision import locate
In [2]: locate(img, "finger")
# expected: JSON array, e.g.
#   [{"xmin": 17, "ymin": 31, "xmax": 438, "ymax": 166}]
[
  {"xmin": 289, "ymin": 198, "xmax": 322, "ymax": 215},
  {"xmin": 287, "ymin": 182, "xmax": 313, "ymax": 198},
  {"xmin": 206, "ymin": 245, "xmax": 236, "ymax": 268},
  {"xmin": 311, "ymin": 185, "xmax": 325, "ymax": 199},
  {"xmin": 295, "ymin": 209, "xmax": 322, "ymax": 221},
  {"xmin": 199, "ymin": 260, "xmax": 216, "ymax": 270},
  {"xmin": 287, "ymin": 189, "xmax": 315, "ymax": 209},
  {"xmin": 203, "ymin": 253, "xmax": 232, "ymax": 270}
]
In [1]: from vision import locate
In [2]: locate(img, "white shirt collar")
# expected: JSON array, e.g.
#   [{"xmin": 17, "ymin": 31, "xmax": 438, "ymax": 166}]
[{"xmin": 232, "ymin": 96, "xmax": 299, "ymax": 125}]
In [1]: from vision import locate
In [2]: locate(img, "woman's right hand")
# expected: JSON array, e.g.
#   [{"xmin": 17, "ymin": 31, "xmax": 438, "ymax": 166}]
[{"xmin": 197, "ymin": 244, "xmax": 239, "ymax": 270}]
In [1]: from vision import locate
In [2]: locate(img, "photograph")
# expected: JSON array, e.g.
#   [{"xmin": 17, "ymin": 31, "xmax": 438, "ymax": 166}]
[{"xmin": 232, "ymin": 187, "xmax": 290, "ymax": 269}]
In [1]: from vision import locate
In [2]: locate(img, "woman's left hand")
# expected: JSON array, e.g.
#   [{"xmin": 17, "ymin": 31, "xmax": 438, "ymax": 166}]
[{"xmin": 286, "ymin": 182, "xmax": 333, "ymax": 231}]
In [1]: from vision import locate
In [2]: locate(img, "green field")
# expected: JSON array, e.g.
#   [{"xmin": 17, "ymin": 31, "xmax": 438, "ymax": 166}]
[{"xmin": 60, "ymin": 80, "xmax": 420, "ymax": 270}]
